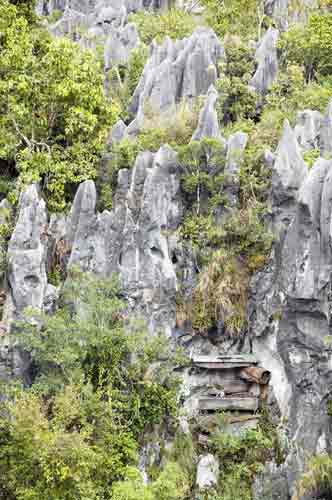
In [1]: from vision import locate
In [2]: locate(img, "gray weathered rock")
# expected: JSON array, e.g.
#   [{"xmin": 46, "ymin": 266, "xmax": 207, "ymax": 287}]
[
  {"xmin": 104, "ymin": 22, "xmax": 139, "ymax": 68},
  {"xmin": 264, "ymin": 0, "xmax": 289, "ymax": 30},
  {"xmin": 264, "ymin": 0, "xmax": 318, "ymax": 30},
  {"xmin": 128, "ymin": 28, "xmax": 224, "ymax": 132},
  {"xmin": 55, "ymin": 145, "xmax": 184, "ymax": 334},
  {"xmin": 294, "ymin": 109, "xmax": 322, "ymax": 152},
  {"xmin": 224, "ymin": 131, "xmax": 248, "ymax": 207},
  {"xmin": 47, "ymin": 0, "xmax": 141, "ymax": 67},
  {"xmin": 191, "ymin": 85, "xmax": 224, "ymax": 142},
  {"xmin": 7, "ymin": 185, "xmax": 49, "ymax": 318},
  {"xmin": 250, "ymin": 126, "xmax": 332, "ymax": 498},
  {"xmin": 107, "ymin": 119, "xmax": 128, "ymax": 146},
  {"xmin": 250, "ymin": 27, "xmax": 279, "ymax": 95},
  {"xmin": 272, "ymin": 120, "xmax": 307, "ymax": 203},
  {"xmin": 196, "ymin": 454, "xmax": 219, "ymax": 490}
]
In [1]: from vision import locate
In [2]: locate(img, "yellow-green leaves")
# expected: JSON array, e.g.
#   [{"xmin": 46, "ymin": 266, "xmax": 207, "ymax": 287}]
[{"xmin": 0, "ymin": 0, "xmax": 120, "ymax": 210}]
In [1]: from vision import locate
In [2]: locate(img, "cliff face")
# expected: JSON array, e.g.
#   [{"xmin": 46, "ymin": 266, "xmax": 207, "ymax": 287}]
[{"xmin": 2, "ymin": 0, "xmax": 332, "ymax": 498}]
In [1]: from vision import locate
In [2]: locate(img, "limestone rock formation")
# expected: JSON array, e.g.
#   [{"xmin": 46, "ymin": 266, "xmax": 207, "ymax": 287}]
[
  {"xmin": 128, "ymin": 27, "xmax": 224, "ymax": 132},
  {"xmin": 264, "ymin": 0, "xmax": 289, "ymax": 30},
  {"xmin": 294, "ymin": 109, "xmax": 322, "ymax": 151},
  {"xmin": 7, "ymin": 185, "xmax": 49, "ymax": 318},
  {"xmin": 224, "ymin": 131, "xmax": 248, "ymax": 207},
  {"xmin": 47, "ymin": 145, "xmax": 183, "ymax": 335},
  {"xmin": 264, "ymin": 0, "xmax": 318, "ymax": 30},
  {"xmin": 272, "ymin": 120, "xmax": 307, "ymax": 203},
  {"xmin": 191, "ymin": 85, "xmax": 224, "ymax": 142},
  {"xmin": 250, "ymin": 122, "xmax": 332, "ymax": 498},
  {"xmin": 46, "ymin": 0, "xmax": 141, "ymax": 66},
  {"xmin": 196, "ymin": 454, "xmax": 219, "ymax": 490},
  {"xmin": 250, "ymin": 27, "xmax": 279, "ymax": 95}
]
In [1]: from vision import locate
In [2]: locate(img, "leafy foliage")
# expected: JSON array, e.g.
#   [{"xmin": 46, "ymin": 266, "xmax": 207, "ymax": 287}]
[
  {"xmin": 280, "ymin": 13, "xmax": 332, "ymax": 80},
  {"xmin": 0, "ymin": 271, "xmax": 181, "ymax": 499},
  {"xmin": 202, "ymin": 0, "xmax": 266, "ymax": 40},
  {"xmin": 0, "ymin": 0, "xmax": 119, "ymax": 210},
  {"xmin": 295, "ymin": 454, "xmax": 332, "ymax": 500},
  {"xmin": 129, "ymin": 9, "xmax": 196, "ymax": 45},
  {"xmin": 210, "ymin": 416, "xmax": 273, "ymax": 500},
  {"xmin": 0, "ymin": 205, "xmax": 12, "ymax": 280},
  {"xmin": 217, "ymin": 39, "xmax": 257, "ymax": 124},
  {"xmin": 112, "ymin": 462, "xmax": 190, "ymax": 500},
  {"xmin": 99, "ymin": 103, "xmax": 200, "ymax": 209}
]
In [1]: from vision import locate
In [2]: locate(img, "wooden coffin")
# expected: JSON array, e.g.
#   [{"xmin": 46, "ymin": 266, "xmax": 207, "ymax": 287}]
[
  {"xmin": 198, "ymin": 395, "xmax": 259, "ymax": 412},
  {"xmin": 192, "ymin": 354, "xmax": 258, "ymax": 370},
  {"xmin": 239, "ymin": 366, "xmax": 271, "ymax": 385}
]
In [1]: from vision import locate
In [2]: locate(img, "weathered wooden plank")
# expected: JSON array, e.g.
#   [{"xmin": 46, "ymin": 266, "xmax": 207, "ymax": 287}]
[
  {"xmin": 193, "ymin": 361, "xmax": 256, "ymax": 369},
  {"xmin": 192, "ymin": 355, "xmax": 258, "ymax": 369},
  {"xmin": 198, "ymin": 396, "xmax": 259, "ymax": 412},
  {"xmin": 205, "ymin": 380, "xmax": 250, "ymax": 395}
]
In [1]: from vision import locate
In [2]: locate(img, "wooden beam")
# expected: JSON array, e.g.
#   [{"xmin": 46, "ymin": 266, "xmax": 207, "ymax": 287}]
[
  {"xmin": 198, "ymin": 396, "xmax": 259, "ymax": 412},
  {"xmin": 192, "ymin": 354, "xmax": 258, "ymax": 369}
]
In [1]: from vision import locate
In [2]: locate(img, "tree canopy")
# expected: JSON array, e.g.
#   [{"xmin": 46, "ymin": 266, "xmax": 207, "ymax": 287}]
[{"xmin": 0, "ymin": 0, "xmax": 119, "ymax": 210}]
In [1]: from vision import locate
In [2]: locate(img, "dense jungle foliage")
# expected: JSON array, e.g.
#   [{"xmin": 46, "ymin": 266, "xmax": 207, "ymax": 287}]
[{"xmin": 2, "ymin": 0, "xmax": 332, "ymax": 498}]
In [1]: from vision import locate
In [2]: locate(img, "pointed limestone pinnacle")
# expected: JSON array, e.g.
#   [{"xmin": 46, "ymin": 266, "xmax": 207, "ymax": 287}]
[
  {"xmin": 250, "ymin": 27, "xmax": 279, "ymax": 95},
  {"xmin": 191, "ymin": 85, "xmax": 225, "ymax": 143},
  {"xmin": 272, "ymin": 120, "xmax": 307, "ymax": 200}
]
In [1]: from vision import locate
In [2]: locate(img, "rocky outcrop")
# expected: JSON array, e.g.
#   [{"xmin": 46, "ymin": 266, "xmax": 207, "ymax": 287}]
[
  {"xmin": 272, "ymin": 120, "xmax": 307, "ymax": 203},
  {"xmin": 196, "ymin": 454, "xmax": 219, "ymax": 490},
  {"xmin": 250, "ymin": 27, "xmax": 279, "ymax": 95},
  {"xmin": 294, "ymin": 109, "xmax": 322, "ymax": 152},
  {"xmin": 46, "ymin": 146, "xmax": 182, "ymax": 335},
  {"xmin": 250, "ymin": 119, "xmax": 332, "ymax": 499},
  {"xmin": 128, "ymin": 27, "xmax": 224, "ymax": 133},
  {"xmin": 7, "ymin": 185, "xmax": 49, "ymax": 318},
  {"xmin": 224, "ymin": 131, "xmax": 248, "ymax": 207},
  {"xmin": 264, "ymin": 0, "xmax": 318, "ymax": 30},
  {"xmin": 264, "ymin": 0, "xmax": 289, "ymax": 30},
  {"xmin": 46, "ymin": 0, "xmax": 141, "ymax": 67},
  {"xmin": 191, "ymin": 85, "xmax": 224, "ymax": 142}
]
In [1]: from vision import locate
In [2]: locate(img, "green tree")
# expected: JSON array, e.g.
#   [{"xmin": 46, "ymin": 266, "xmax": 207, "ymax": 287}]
[
  {"xmin": 280, "ymin": 13, "xmax": 332, "ymax": 81},
  {"xmin": 0, "ymin": 271, "xmax": 181, "ymax": 499},
  {"xmin": 202, "ymin": 0, "xmax": 266, "ymax": 40},
  {"xmin": 0, "ymin": 0, "xmax": 119, "ymax": 210}
]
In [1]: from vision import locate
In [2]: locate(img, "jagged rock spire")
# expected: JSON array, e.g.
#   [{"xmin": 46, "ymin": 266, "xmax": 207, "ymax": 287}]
[
  {"xmin": 272, "ymin": 120, "xmax": 307, "ymax": 201},
  {"xmin": 250, "ymin": 27, "xmax": 279, "ymax": 95},
  {"xmin": 191, "ymin": 85, "xmax": 225, "ymax": 143}
]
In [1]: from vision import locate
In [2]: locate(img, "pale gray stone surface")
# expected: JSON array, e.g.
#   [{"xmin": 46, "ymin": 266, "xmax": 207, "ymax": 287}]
[
  {"xmin": 128, "ymin": 28, "xmax": 224, "ymax": 132},
  {"xmin": 250, "ymin": 27, "xmax": 279, "ymax": 95},
  {"xmin": 196, "ymin": 454, "xmax": 219, "ymax": 490},
  {"xmin": 191, "ymin": 85, "xmax": 224, "ymax": 142}
]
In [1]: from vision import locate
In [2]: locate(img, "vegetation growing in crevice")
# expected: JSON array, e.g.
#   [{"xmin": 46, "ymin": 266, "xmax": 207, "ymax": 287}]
[
  {"xmin": 99, "ymin": 102, "xmax": 201, "ymax": 209},
  {"xmin": 129, "ymin": 8, "xmax": 197, "ymax": 45},
  {"xmin": 0, "ymin": 205, "xmax": 13, "ymax": 282},
  {"xmin": 294, "ymin": 454, "xmax": 332, "ymax": 500}
]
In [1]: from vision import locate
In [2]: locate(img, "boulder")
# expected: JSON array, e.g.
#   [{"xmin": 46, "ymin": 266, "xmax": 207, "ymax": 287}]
[{"xmin": 196, "ymin": 454, "xmax": 219, "ymax": 490}]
